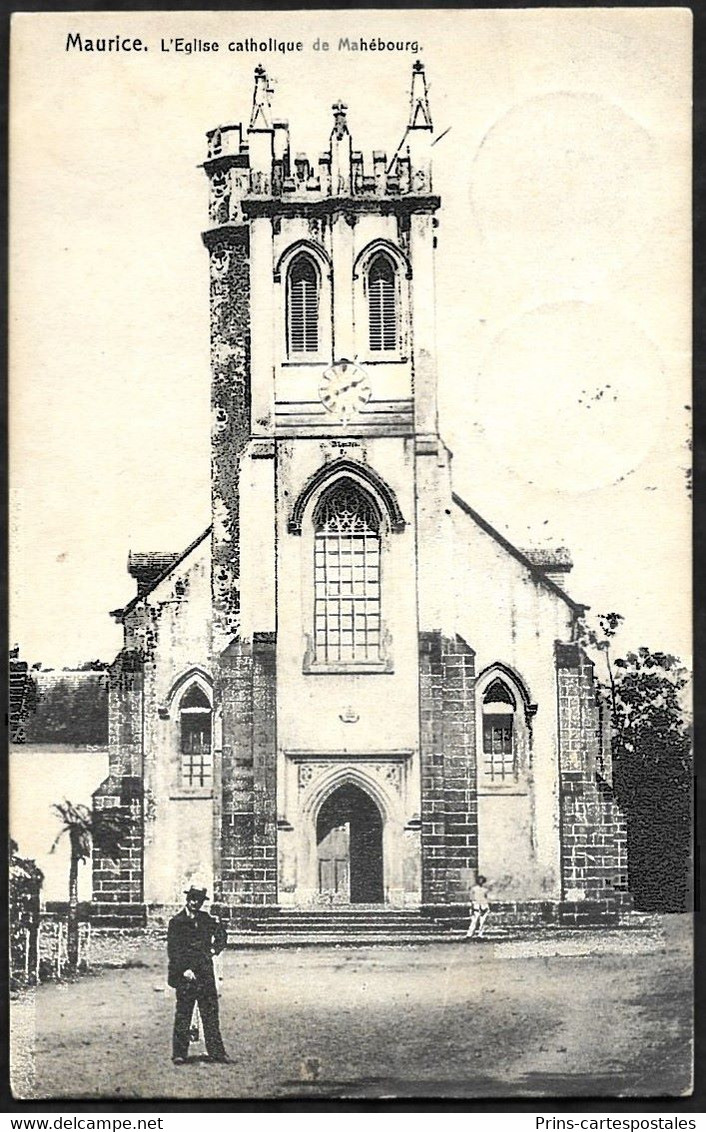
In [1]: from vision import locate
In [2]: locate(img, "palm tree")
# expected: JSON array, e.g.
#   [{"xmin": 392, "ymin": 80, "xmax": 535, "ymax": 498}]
[{"xmin": 51, "ymin": 800, "xmax": 124, "ymax": 970}]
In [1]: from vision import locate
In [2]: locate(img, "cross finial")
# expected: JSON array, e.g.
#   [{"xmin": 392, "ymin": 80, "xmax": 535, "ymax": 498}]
[
  {"xmin": 250, "ymin": 65, "xmax": 273, "ymax": 130},
  {"xmin": 332, "ymin": 100, "xmax": 349, "ymax": 140},
  {"xmin": 409, "ymin": 60, "xmax": 432, "ymax": 130}
]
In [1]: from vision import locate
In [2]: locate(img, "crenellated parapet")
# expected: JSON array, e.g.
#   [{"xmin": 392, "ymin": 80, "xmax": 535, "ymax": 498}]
[{"xmin": 201, "ymin": 60, "xmax": 438, "ymax": 230}]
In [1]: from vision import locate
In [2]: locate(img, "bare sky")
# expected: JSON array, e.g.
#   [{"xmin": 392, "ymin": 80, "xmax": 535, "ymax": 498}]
[{"xmin": 10, "ymin": 8, "xmax": 692, "ymax": 668}]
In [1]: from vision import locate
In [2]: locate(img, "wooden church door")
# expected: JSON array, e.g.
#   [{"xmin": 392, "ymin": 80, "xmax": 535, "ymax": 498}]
[{"xmin": 317, "ymin": 822, "xmax": 350, "ymax": 901}]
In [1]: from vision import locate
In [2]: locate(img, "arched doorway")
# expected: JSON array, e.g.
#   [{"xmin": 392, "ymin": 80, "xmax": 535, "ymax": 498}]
[{"xmin": 316, "ymin": 783, "xmax": 384, "ymax": 904}]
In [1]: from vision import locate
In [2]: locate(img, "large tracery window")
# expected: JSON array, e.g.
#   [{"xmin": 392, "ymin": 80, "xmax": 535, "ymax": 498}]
[
  {"xmin": 314, "ymin": 480, "xmax": 381, "ymax": 664},
  {"xmin": 287, "ymin": 253, "xmax": 319, "ymax": 355},
  {"xmin": 367, "ymin": 253, "xmax": 397, "ymax": 352},
  {"xmin": 482, "ymin": 678, "xmax": 517, "ymax": 783},
  {"xmin": 180, "ymin": 684, "xmax": 212, "ymax": 788}
]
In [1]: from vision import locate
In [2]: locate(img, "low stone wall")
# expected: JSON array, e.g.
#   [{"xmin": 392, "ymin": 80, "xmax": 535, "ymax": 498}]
[{"xmin": 425, "ymin": 897, "xmax": 629, "ymax": 930}]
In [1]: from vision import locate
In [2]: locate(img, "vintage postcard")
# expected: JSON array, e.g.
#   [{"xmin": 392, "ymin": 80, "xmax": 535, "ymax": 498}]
[{"xmin": 9, "ymin": 8, "xmax": 692, "ymax": 1102}]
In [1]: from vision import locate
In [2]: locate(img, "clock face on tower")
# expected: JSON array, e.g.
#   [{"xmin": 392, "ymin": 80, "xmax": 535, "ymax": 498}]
[{"xmin": 319, "ymin": 360, "xmax": 372, "ymax": 423}]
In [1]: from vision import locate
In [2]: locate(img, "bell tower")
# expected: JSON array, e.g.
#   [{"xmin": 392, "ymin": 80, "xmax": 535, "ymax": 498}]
[{"xmin": 202, "ymin": 63, "xmax": 455, "ymax": 917}]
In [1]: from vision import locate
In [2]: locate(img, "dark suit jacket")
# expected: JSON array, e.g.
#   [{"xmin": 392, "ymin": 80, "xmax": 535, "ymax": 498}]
[{"xmin": 167, "ymin": 908, "xmax": 227, "ymax": 990}]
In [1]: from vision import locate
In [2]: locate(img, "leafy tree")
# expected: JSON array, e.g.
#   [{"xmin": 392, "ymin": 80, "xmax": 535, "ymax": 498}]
[
  {"xmin": 26, "ymin": 677, "xmax": 108, "ymax": 745},
  {"xmin": 611, "ymin": 649, "xmax": 692, "ymax": 911},
  {"xmin": 580, "ymin": 615, "xmax": 692, "ymax": 911},
  {"xmin": 578, "ymin": 611, "xmax": 623, "ymax": 715},
  {"xmin": 51, "ymin": 801, "xmax": 125, "ymax": 970}
]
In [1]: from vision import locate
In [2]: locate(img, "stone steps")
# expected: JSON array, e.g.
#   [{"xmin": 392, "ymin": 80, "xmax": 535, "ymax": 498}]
[
  {"xmin": 226, "ymin": 907, "xmax": 509, "ymax": 947},
  {"xmin": 228, "ymin": 930, "xmax": 508, "ymax": 948},
  {"xmin": 259, "ymin": 916, "xmax": 441, "ymax": 929}
]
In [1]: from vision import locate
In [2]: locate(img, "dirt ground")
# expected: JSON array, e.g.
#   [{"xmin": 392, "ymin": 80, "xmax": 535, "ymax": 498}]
[{"xmin": 10, "ymin": 916, "xmax": 692, "ymax": 1101}]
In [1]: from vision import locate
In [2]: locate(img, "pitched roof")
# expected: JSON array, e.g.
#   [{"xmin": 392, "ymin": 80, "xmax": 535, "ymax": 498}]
[
  {"xmin": 452, "ymin": 493, "xmax": 586, "ymax": 613},
  {"xmin": 128, "ymin": 552, "xmax": 182, "ymax": 596},
  {"xmin": 518, "ymin": 547, "xmax": 573, "ymax": 572},
  {"xmin": 110, "ymin": 503, "xmax": 585, "ymax": 625},
  {"xmin": 112, "ymin": 528, "xmax": 211, "ymax": 621}
]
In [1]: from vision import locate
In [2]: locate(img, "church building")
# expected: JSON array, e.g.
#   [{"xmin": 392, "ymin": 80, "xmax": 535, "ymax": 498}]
[{"xmin": 92, "ymin": 64, "xmax": 628, "ymax": 931}]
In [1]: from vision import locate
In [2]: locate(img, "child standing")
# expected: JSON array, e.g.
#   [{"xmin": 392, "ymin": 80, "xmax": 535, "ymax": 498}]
[{"xmin": 466, "ymin": 874, "xmax": 491, "ymax": 939}]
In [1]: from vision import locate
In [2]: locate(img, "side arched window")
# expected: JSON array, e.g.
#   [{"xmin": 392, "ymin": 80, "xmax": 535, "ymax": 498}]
[
  {"xmin": 288, "ymin": 254, "xmax": 319, "ymax": 355},
  {"xmin": 313, "ymin": 479, "xmax": 381, "ymax": 664},
  {"xmin": 367, "ymin": 253, "xmax": 397, "ymax": 352},
  {"xmin": 180, "ymin": 685, "xmax": 212, "ymax": 788},
  {"xmin": 481, "ymin": 678, "xmax": 517, "ymax": 783}
]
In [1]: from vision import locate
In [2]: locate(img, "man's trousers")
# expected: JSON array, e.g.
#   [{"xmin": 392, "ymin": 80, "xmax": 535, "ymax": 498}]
[{"xmin": 172, "ymin": 979, "xmax": 227, "ymax": 1060}]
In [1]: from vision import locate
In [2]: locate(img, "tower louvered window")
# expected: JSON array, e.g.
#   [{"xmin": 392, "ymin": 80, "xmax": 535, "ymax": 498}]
[
  {"xmin": 368, "ymin": 254, "xmax": 397, "ymax": 352},
  {"xmin": 314, "ymin": 480, "xmax": 381, "ymax": 664},
  {"xmin": 288, "ymin": 254, "xmax": 319, "ymax": 354}
]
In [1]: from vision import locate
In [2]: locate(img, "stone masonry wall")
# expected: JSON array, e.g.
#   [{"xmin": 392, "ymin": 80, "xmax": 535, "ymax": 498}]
[
  {"xmin": 252, "ymin": 633, "xmax": 278, "ymax": 909},
  {"xmin": 106, "ymin": 652, "xmax": 144, "ymax": 778},
  {"xmin": 91, "ymin": 775, "xmax": 146, "ymax": 927},
  {"xmin": 555, "ymin": 642, "xmax": 628, "ymax": 920},
  {"xmin": 216, "ymin": 641, "xmax": 254, "ymax": 911},
  {"xmin": 91, "ymin": 652, "xmax": 146, "ymax": 925},
  {"xmin": 207, "ymin": 227, "xmax": 251, "ymax": 653},
  {"xmin": 419, "ymin": 632, "xmax": 477, "ymax": 909},
  {"xmin": 206, "ymin": 210, "xmax": 269, "ymax": 925},
  {"xmin": 215, "ymin": 634, "xmax": 277, "ymax": 923}
]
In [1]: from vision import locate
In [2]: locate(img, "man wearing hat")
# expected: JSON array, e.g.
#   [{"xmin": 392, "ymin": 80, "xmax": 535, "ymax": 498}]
[{"xmin": 167, "ymin": 886, "xmax": 229, "ymax": 1064}]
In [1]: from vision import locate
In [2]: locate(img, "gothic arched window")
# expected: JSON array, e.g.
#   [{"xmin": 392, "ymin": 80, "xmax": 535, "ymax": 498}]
[
  {"xmin": 313, "ymin": 480, "xmax": 381, "ymax": 664},
  {"xmin": 481, "ymin": 678, "xmax": 517, "ymax": 783},
  {"xmin": 180, "ymin": 684, "xmax": 212, "ymax": 788},
  {"xmin": 287, "ymin": 253, "xmax": 319, "ymax": 355},
  {"xmin": 368, "ymin": 253, "xmax": 397, "ymax": 352}
]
